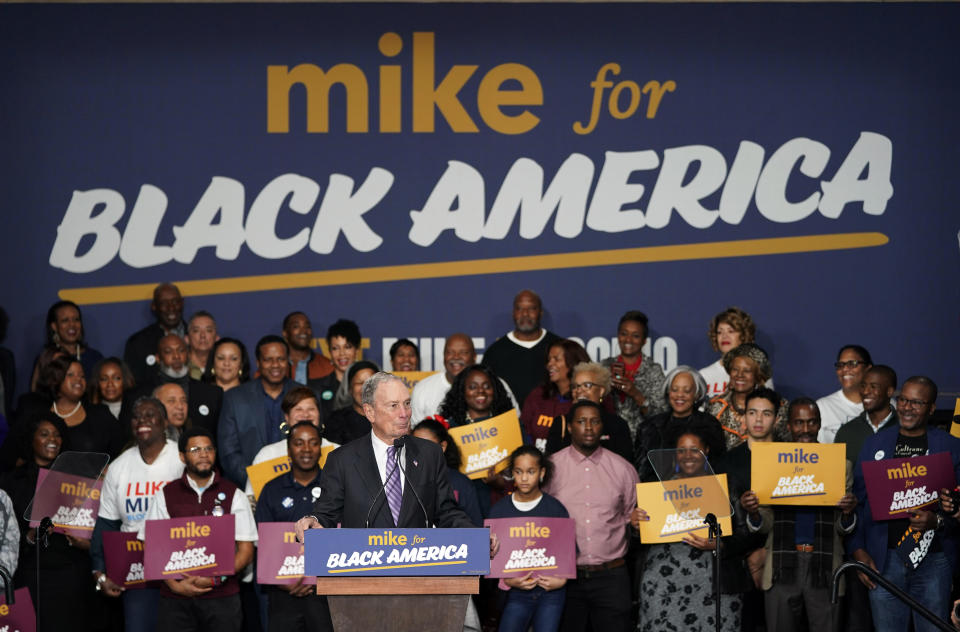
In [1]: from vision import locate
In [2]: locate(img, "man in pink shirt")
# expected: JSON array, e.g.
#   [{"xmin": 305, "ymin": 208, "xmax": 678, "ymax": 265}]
[{"xmin": 544, "ymin": 399, "xmax": 639, "ymax": 632}]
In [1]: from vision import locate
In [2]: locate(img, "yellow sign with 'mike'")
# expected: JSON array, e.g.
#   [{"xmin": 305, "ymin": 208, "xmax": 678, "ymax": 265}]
[{"xmin": 751, "ymin": 442, "xmax": 845, "ymax": 506}]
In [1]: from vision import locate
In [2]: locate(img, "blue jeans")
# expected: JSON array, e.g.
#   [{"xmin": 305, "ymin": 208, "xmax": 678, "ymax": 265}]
[
  {"xmin": 869, "ymin": 549, "xmax": 952, "ymax": 632},
  {"xmin": 499, "ymin": 586, "xmax": 566, "ymax": 632}
]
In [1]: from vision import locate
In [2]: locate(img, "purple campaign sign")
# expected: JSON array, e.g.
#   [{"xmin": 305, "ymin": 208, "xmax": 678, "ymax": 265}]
[
  {"xmin": 862, "ymin": 452, "xmax": 956, "ymax": 521},
  {"xmin": 30, "ymin": 469, "xmax": 102, "ymax": 539},
  {"xmin": 103, "ymin": 531, "xmax": 146, "ymax": 590},
  {"xmin": 0, "ymin": 588, "xmax": 36, "ymax": 632},
  {"xmin": 144, "ymin": 514, "xmax": 235, "ymax": 580},
  {"xmin": 257, "ymin": 522, "xmax": 304, "ymax": 586},
  {"xmin": 484, "ymin": 517, "xmax": 576, "ymax": 579}
]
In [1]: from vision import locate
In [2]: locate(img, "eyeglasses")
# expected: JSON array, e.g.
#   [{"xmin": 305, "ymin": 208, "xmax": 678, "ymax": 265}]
[
  {"xmin": 834, "ymin": 360, "xmax": 867, "ymax": 369},
  {"xmin": 186, "ymin": 446, "xmax": 215, "ymax": 455},
  {"xmin": 897, "ymin": 398, "xmax": 930, "ymax": 409},
  {"xmin": 572, "ymin": 381, "xmax": 599, "ymax": 391}
]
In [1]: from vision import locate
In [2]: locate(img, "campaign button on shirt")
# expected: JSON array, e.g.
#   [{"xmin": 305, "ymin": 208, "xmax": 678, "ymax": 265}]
[
  {"xmin": 146, "ymin": 354, "xmax": 156, "ymax": 366},
  {"xmin": 199, "ymin": 405, "xmax": 210, "ymax": 416}
]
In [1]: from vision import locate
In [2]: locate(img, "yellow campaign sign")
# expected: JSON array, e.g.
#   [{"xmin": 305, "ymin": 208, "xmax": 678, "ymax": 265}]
[
  {"xmin": 393, "ymin": 371, "xmax": 437, "ymax": 391},
  {"xmin": 751, "ymin": 442, "xmax": 845, "ymax": 506},
  {"xmin": 245, "ymin": 445, "xmax": 337, "ymax": 499},
  {"xmin": 635, "ymin": 474, "xmax": 733, "ymax": 544},
  {"xmin": 448, "ymin": 409, "xmax": 524, "ymax": 480},
  {"xmin": 951, "ymin": 398, "xmax": 960, "ymax": 438}
]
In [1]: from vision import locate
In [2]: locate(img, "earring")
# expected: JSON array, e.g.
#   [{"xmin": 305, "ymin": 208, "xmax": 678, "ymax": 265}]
[
  {"xmin": 210, "ymin": 368, "xmax": 216, "ymax": 376},
  {"xmin": 674, "ymin": 462, "xmax": 680, "ymax": 473},
  {"xmin": 52, "ymin": 331, "xmax": 61, "ymax": 346},
  {"xmin": 237, "ymin": 369, "xmax": 242, "ymax": 377},
  {"xmin": 539, "ymin": 476, "xmax": 544, "ymax": 483}
]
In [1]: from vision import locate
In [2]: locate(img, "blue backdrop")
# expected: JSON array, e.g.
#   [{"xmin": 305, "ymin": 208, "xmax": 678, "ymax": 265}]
[{"xmin": 1, "ymin": 3, "xmax": 957, "ymax": 405}]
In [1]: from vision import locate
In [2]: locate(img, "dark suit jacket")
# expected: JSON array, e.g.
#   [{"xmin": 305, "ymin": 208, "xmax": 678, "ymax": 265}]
[
  {"xmin": 120, "ymin": 373, "xmax": 223, "ymax": 438},
  {"xmin": 312, "ymin": 433, "xmax": 476, "ymax": 529},
  {"xmin": 217, "ymin": 378, "xmax": 298, "ymax": 487},
  {"xmin": 124, "ymin": 321, "xmax": 184, "ymax": 386}
]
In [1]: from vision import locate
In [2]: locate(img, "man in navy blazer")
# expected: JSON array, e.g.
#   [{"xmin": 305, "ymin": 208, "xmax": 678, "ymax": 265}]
[
  {"xmin": 848, "ymin": 376, "xmax": 960, "ymax": 631},
  {"xmin": 296, "ymin": 372, "xmax": 475, "ymax": 531},
  {"xmin": 218, "ymin": 335, "xmax": 298, "ymax": 487}
]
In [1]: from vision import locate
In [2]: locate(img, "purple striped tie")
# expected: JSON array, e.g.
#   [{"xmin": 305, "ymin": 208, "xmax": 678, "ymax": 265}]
[{"xmin": 385, "ymin": 445, "xmax": 402, "ymax": 525}]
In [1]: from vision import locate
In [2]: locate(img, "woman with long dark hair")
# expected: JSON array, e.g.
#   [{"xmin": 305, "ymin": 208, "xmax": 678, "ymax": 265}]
[{"xmin": 520, "ymin": 340, "xmax": 590, "ymax": 449}]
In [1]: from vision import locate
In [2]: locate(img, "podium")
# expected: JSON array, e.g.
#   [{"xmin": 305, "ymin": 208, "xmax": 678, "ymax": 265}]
[
  {"xmin": 305, "ymin": 528, "xmax": 489, "ymax": 632},
  {"xmin": 316, "ymin": 576, "xmax": 478, "ymax": 631}
]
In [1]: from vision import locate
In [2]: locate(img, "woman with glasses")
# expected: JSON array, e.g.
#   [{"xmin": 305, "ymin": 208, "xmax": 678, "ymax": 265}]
[
  {"xmin": 816, "ymin": 345, "xmax": 873, "ymax": 443},
  {"xmin": 544, "ymin": 362, "xmax": 633, "ymax": 464}
]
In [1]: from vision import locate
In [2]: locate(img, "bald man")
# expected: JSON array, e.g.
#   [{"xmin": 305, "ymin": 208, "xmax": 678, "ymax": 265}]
[
  {"xmin": 482, "ymin": 290, "xmax": 561, "ymax": 405},
  {"xmin": 410, "ymin": 333, "xmax": 518, "ymax": 426}
]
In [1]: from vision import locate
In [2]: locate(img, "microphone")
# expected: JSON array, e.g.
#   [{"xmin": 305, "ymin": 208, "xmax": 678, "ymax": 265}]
[
  {"xmin": 394, "ymin": 437, "xmax": 433, "ymax": 528},
  {"xmin": 363, "ymin": 441, "xmax": 403, "ymax": 528},
  {"xmin": 703, "ymin": 513, "xmax": 718, "ymax": 529}
]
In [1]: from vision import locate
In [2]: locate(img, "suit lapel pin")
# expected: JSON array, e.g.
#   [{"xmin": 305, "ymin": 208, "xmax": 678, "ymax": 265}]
[{"xmin": 413, "ymin": 459, "xmax": 418, "ymax": 467}]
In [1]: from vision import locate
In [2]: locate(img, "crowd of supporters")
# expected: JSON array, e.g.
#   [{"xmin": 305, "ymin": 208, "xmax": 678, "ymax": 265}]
[{"xmin": 0, "ymin": 285, "xmax": 957, "ymax": 632}]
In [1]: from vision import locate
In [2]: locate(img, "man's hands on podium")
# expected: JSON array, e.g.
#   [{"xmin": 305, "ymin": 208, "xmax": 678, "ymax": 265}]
[
  {"xmin": 295, "ymin": 515, "xmax": 321, "ymax": 545},
  {"xmin": 295, "ymin": 514, "xmax": 501, "ymax": 559}
]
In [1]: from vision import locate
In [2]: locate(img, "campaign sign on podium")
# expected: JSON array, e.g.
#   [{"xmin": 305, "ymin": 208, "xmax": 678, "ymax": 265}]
[
  {"xmin": 144, "ymin": 514, "xmax": 236, "ymax": 580},
  {"xmin": 305, "ymin": 528, "xmax": 490, "ymax": 576},
  {"xmin": 0, "ymin": 587, "xmax": 36, "ymax": 632},
  {"xmin": 103, "ymin": 531, "xmax": 146, "ymax": 589}
]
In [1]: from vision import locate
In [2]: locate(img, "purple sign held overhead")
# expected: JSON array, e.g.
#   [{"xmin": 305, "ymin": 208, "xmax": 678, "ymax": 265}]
[
  {"xmin": 861, "ymin": 452, "xmax": 956, "ymax": 521},
  {"xmin": 103, "ymin": 531, "xmax": 146, "ymax": 590},
  {"xmin": 143, "ymin": 515, "xmax": 235, "ymax": 580},
  {"xmin": 484, "ymin": 517, "xmax": 576, "ymax": 579}
]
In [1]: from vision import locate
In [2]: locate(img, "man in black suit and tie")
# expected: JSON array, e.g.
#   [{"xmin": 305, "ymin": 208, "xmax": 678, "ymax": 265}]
[{"xmin": 295, "ymin": 373, "xmax": 496, "ymax": 550}]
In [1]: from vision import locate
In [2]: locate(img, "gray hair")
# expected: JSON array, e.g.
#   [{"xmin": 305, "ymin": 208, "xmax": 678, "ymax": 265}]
[
  {"xmin": 360, "ymin": 371, "xmax": 404, "ymax": 407},
  {"xmin": 661, "ymin": 365, "xmax": 709, "ymax": 405},
  {"xmin": 572, "ymin": 361, "xmax": 611, "ymax": 393}
]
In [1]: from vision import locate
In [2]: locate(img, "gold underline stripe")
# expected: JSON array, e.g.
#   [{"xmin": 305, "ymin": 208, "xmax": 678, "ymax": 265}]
[
  {"xmin": 162, "ymin": 562, "xmax": 219, "ymax": 575},
  {"xmin": 327, "ymin": 560, "xmax": 467, "ymax": 573},
  {"xmin": 58, "ymin": 232, "xmax": 888, "ymax": 306},
  {"xmin": 504, "ymin": 565, "xmax": 559, "ymax": 572}
]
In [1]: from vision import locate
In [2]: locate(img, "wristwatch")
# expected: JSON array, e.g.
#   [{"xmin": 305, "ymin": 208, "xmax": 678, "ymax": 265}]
[{"xmin": 95, "ymin": 573, "xmax": 107, "ymax": 592}]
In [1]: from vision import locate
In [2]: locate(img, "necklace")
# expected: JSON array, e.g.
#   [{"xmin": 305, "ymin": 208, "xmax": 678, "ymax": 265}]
[{"xmin": 53, "ymin": 400, "xmax": 83, "ymax": 417}]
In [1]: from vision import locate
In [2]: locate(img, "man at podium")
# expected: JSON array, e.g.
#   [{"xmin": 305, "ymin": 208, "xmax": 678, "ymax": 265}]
[{"xmin": 295, "ymin": 372, "xmax": 477, "ymax": 535}]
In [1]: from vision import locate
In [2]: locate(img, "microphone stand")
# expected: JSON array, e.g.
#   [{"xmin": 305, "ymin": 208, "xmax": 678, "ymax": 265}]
[
  {"xmin": 704, "ymin": 513, "xmax": 722, "ymax": 632},
  {"xmin": 36, "ymin": 516, "xmax": 53, "ymax": 632}
]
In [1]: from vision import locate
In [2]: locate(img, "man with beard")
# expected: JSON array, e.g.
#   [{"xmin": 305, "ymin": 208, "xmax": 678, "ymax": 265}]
[
  {"xmin": 749, "ymin": 398, "xmax": 857, "ymax": 632},
  {"xmin": 218, "ymin": 335, "xmax": 299, "ymax": 487},
  {"xmin": 139, "ymin": 427, "xmax": 256, "ymax": 631},
  {"xmin": 91, "ymin": 397, "xmax": 185, "ymax": 632},
  {"xmin": 255, "ymin": 422, "xmax": 333, "ymax": 631},
  {"xmin": 411, "ymin": 333, "xmax": 517, "ymax": 425},
  {"xmin": 122, "ymin": 334, "xmax": 223, "ymax": 437},
  {"xmin": 124, "ymin": 283, "xmax": 187, "ymax": 386},
  {"xmin": 482, "ymin": 290, "xmax": 561, "ymax": 406},
  {"xmin": 848, "ymin": 376, "xmax": 960, "ymax": 632}
]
